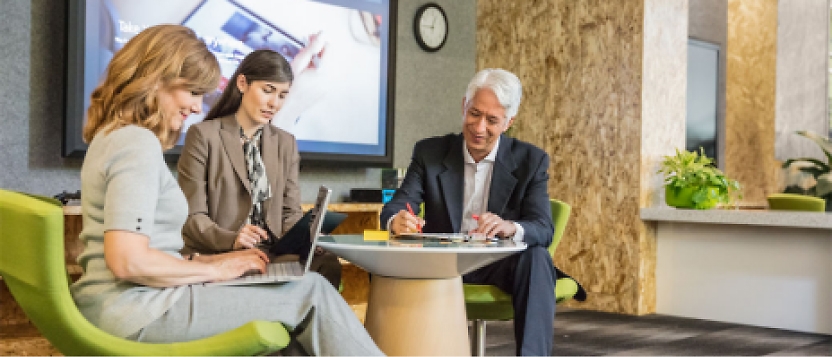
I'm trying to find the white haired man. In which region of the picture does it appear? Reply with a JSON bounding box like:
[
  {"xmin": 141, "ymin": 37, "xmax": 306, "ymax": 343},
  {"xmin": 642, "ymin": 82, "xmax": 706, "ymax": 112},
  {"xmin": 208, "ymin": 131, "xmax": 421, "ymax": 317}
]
[{"xmin": 381, "ymin": 68, "xmax": 586, "ymax": 356}]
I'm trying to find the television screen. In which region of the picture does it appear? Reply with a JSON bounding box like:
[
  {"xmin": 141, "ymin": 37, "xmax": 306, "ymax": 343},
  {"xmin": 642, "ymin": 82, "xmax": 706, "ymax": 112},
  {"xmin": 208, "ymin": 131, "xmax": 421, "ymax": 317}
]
[{"xmin": 65, "ymin": 0, "xmax": 395, "ymax": 165}]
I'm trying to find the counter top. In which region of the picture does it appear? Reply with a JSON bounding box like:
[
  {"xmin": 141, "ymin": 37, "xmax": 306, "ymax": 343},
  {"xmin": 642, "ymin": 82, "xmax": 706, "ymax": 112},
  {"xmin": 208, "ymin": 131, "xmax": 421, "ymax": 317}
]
[{"xmin": 640, "ymin": 207, "xmax": 832, "ymax": 230}]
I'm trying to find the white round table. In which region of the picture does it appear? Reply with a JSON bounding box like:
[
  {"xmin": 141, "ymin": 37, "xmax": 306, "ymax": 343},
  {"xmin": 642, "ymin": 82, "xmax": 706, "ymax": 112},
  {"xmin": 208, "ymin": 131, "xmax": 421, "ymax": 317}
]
[{"xmin": 317, "ymin": 235, "xmax": 526, "ymax": 356}]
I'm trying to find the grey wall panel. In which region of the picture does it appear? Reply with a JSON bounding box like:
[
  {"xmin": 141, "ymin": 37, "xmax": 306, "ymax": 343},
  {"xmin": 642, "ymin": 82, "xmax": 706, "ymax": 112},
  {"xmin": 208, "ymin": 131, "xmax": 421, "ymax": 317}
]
[
  {"xmin": 1, "ymin": 0, "xmax": 83, "ymax": 195},
  {"xmin": 393, "ymin": 0, "xmax": 476, "ymax": 169},
  {"xmin": 775, "ymin": 0, "xmax": 829, "ymax": 162}
]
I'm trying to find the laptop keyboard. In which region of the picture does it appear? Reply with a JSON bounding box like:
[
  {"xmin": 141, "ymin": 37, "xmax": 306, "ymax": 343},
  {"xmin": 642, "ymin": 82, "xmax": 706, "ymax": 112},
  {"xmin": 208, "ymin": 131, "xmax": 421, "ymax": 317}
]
[{"xmin": 240, "ymin": 261, "xmax": 304, "ymax": 282}]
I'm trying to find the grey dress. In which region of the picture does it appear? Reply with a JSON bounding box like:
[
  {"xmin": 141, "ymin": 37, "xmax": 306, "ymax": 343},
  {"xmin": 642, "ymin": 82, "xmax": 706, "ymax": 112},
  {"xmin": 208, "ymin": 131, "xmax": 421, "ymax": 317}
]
[{"xmin": 71, "ymin": 125, "xmax": 382, "ymax": 356}]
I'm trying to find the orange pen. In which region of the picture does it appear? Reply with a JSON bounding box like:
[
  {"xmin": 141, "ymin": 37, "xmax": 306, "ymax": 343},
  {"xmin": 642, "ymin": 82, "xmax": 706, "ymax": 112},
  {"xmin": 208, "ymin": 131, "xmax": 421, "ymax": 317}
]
[{"xmin": 406, "ymin": 203, "xmax": 422, "ymax": 233}]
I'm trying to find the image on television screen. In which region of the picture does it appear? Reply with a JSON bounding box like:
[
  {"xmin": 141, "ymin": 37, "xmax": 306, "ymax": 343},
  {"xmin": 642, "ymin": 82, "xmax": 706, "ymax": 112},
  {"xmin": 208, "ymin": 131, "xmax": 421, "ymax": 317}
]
[{"xmin": 66, "ymin": 0, "xmax": 394, "ymax": 164}]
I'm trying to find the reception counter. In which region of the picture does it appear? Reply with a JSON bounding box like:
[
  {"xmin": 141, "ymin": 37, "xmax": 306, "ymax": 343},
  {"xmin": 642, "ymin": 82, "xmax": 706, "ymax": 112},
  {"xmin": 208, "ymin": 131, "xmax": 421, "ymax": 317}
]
[
  {"xmin": 642, "ymin": 207, "xmax": 832, "ymax": 334},
  {"xmin": 641, "ymin": 207, "xmax": 832, "ymax": 229}
]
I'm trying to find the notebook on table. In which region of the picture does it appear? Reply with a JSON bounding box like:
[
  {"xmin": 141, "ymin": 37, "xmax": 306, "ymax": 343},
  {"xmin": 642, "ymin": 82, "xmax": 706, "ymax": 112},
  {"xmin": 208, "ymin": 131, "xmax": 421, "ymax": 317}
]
[
  {"xmin": 395, "ymin": 232, "xmax": 500, "ymax": 243},
  {"xmin": 206, "ymin": 185, "xmax": 332, "ymax": 286}
]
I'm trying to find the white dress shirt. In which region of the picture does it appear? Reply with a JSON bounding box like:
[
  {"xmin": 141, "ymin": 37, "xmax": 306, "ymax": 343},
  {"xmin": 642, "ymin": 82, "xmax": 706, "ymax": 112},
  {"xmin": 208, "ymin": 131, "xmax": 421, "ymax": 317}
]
[{"xmin": 460, "ymin": 138, "xmax": 525, "ymax": 242}]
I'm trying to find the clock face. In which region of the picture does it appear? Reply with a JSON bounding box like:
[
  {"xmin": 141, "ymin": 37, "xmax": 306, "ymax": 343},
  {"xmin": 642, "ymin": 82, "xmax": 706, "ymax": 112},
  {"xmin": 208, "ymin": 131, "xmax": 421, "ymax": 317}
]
[{"xmin": 416, "ymin": 5, "xmax": 447, "ymax": 51}]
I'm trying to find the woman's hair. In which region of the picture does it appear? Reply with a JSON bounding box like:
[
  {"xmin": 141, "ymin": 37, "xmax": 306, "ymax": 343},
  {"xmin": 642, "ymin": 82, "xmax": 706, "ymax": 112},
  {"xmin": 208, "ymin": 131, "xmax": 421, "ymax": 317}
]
[
  {"xmin": 82, "ymin": 25, "xmax": 220, "ymax": 149},
  {"xmin": 463, "ymin": 68, "xmax": 523, "ymax": 121},
  {"xmin": 204, "ymin": 50, "xmax": 294, "ymax": 121}
]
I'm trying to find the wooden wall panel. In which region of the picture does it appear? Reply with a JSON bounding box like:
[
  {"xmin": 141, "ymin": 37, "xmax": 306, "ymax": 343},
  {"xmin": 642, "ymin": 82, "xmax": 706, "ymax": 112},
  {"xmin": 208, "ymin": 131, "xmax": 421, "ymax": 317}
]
[
  {"xmin": 477, "ymin": 0, "xmax": 657, "ymax": 315},
  {"xmin": 726, "ymin": 0, "xmax": 779, "ymax": 206}
]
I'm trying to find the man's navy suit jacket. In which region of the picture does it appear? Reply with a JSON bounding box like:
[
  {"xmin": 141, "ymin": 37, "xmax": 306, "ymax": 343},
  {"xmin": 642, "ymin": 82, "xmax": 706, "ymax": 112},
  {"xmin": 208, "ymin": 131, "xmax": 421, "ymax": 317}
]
[{"xmin": 381, "ymin": 133, "xmax": 554, "ymax": 248}]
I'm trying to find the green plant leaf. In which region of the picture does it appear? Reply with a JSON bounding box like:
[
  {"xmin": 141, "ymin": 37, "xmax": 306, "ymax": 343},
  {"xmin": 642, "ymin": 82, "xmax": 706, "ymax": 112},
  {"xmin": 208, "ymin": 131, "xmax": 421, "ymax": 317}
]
[
  {"xmin": 780, "ymin": 131, "xmax": 831, "ymax": 201},
  {"xmin": 658, "ymin": 147, "xmax": 742, "ymax": 208},
  {"xmin": 782, "ymin": 158, "xmax": 830, "ymax": 172},
  {"xmin": 691, "ymin": 188, "xmax": 707, "ymax": 204},
  {"xmin": 816, "ymin": 172, "xmax": 832, "ymax": 197},
  {"xmin": 796, "ymin": 166, "xmax": 828, "ymax": 178},
  {"xmin": 796, "ymin": 131, "xmax": 832, "ymax": 165}
]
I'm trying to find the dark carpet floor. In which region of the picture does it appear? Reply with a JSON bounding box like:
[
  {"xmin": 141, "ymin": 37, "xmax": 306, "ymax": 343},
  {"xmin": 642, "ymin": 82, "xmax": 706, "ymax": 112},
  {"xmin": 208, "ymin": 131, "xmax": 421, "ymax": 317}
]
[{"xmin": 479, "ymin": 309, "xmax": 832, "ymax": 356}]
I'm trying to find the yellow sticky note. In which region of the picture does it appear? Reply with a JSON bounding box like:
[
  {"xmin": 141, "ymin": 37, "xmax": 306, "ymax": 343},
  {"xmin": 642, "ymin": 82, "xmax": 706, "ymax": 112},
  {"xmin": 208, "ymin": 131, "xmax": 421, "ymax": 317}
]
[{"xmin": 363, "ymin": 230, "xmax": 389, "ymax": 241}]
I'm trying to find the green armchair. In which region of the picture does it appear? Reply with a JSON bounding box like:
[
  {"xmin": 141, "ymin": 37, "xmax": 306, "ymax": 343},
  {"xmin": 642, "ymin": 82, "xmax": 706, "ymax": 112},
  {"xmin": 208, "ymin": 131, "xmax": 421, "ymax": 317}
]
[
  {"xmin": 463, "ymin": 198, "xmax": 581, "ymax": 356},
  {"xmin": 0, "ymin": 189, "xmax": 290, "ymax": 356}
]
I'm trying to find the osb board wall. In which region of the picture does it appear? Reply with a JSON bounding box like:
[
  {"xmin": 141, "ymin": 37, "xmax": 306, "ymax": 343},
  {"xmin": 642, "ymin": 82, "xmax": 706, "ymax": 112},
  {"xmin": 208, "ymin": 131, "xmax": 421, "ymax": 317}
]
[
  {"xmin": 726, "ymin": 0, "xmax": 780, "ymax": 206},
  {"xmin": 477, "ymin": 0, "xmax": 657, "ymax": 315}
]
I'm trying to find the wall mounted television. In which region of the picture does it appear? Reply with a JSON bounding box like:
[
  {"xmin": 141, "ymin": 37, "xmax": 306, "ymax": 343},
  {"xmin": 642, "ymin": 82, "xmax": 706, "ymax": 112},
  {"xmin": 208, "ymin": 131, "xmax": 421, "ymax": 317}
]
[{"xmin": 65, "ymin": 0, "xmax": 396, "ymax": 166}]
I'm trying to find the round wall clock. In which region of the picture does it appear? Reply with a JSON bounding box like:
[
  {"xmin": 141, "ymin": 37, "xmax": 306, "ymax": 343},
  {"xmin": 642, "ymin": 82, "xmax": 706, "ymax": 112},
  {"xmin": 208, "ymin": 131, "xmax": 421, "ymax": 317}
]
[{"xmin": 413, "ymin": 3, "xmax": 448, "ymax": 52}]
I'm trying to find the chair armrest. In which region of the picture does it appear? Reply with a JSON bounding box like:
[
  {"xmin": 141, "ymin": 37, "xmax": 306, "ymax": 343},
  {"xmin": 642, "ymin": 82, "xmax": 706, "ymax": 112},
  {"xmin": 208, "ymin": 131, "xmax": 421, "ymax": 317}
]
[
  {"xmin": 161, "ymin": 320, "xmax": 290, "ymax": 356},
  {"xmin": 555, "ymin": 277, "xmax": 579, "ymax": 304}
]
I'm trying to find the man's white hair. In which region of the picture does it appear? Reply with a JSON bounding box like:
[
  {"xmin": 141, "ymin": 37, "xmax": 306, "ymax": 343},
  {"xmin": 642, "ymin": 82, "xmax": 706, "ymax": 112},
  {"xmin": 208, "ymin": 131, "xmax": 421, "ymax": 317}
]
[{"xmin": 463, "ymin": 68, "xmax": 523, "ymax": 120}]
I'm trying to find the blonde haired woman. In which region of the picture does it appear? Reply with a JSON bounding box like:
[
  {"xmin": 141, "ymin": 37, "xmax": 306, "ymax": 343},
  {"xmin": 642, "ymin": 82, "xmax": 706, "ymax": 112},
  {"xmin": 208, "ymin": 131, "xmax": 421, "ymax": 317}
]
[{"xmin": 71, "ymin": 24, "xmax": 382, "ymax": 356}]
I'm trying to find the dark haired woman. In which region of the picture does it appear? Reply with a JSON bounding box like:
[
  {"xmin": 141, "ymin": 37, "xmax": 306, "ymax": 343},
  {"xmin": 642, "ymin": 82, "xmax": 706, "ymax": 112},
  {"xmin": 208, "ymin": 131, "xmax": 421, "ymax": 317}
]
[{"xmin": 177, "ymin": 49, "xmax": 341, "ymax": 288}]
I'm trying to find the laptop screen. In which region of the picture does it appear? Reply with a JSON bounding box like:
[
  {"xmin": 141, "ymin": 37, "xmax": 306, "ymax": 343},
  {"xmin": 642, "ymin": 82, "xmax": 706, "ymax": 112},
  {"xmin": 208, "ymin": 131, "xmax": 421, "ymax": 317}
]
[{"xmin": 303, "ymin": 186, "xmax": 332, "ymax": 273}]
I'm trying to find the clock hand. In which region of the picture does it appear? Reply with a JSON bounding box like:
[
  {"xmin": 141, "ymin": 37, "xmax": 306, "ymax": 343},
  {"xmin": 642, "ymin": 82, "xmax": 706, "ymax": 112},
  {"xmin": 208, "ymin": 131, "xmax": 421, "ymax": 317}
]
[{"xmin": 422, "ymin": 20, "xmax": 436, "ymax": 30}]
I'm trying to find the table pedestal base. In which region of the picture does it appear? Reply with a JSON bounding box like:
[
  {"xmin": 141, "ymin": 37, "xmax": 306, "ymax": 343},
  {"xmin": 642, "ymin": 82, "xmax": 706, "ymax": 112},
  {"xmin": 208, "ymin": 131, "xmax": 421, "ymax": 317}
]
[{"xmin": 365, "ymin": 275, "xmax": 470, "ymax": 356}]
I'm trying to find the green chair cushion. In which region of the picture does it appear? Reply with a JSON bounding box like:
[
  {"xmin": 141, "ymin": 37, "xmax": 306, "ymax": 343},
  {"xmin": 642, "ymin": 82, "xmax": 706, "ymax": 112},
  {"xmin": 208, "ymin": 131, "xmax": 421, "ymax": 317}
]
[
  {"xmin": 767, "ymin": 193, "xmax": 826, "ymax": 212},
  {"xmin": 464, "ymin": 284, "xmax": 514, "ymax": 320},
  {"xmin": 464, "ymin": 277, "xmax": 581, "ymax": 320},
  {"xmin": 464, "ymin": 284, "xmax": 512, "ymax": 304},
  {"xmin": 0, "ymin": 189, "xmax": 290, "ymax": 355},
  {"xmin": 555, "ymin": 278, "xmax": 579, "ymax": 304}
]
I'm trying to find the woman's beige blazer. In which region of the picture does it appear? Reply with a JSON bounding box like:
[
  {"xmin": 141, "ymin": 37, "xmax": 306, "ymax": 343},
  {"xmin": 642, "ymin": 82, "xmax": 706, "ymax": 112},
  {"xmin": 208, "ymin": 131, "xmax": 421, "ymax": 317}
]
[{"xmin": 177, "ymin": 115, "xmax": 303, "ymax": 255}]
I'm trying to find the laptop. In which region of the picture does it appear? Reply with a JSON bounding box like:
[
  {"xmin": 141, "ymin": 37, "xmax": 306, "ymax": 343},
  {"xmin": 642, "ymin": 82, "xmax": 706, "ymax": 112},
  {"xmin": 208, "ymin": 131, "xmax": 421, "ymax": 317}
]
[
  {"xmin": 206, "ymin": 185, "xmax": 332, "ymax": 286},
  {"xmin": 266, "ymin": 210, "xmax": 346, "ymax": 258}
]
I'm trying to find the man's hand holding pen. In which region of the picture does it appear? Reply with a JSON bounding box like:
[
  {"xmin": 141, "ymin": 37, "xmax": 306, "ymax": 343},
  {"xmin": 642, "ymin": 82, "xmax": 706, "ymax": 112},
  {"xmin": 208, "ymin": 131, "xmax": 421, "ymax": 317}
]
[
  {"xmin": 391, "ymin": 204, "xmax": 426, "ymax": 235},
  {"xmin": 471, "ymin": 212, "xmax": 516, "ymax": 239}
]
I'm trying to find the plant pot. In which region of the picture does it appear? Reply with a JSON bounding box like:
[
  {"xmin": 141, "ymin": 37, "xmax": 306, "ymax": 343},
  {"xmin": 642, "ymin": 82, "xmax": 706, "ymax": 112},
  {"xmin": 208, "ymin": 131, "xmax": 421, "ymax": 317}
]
[{"xmin": 665, "ymin": 185, "xmax": 719, "ymax": 209}]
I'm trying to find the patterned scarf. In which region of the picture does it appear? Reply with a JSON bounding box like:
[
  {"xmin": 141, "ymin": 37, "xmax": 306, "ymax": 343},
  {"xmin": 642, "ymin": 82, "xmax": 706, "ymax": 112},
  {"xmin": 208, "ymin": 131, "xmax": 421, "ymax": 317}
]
[{"xmin": 241, "ymin": 126, "xmax": 272, "ymax": 227}]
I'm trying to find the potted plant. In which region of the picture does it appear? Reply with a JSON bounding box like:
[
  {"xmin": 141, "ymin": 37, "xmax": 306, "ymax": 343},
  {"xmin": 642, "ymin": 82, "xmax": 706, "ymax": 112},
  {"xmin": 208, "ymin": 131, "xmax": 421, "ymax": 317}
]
[
  {"xmin": 781, "ymin": 131, "xmax": 832, "ymax": 211},
  {"xmin": 658, "ymin": 148, "xmax": 742, "ymax": 209}
]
